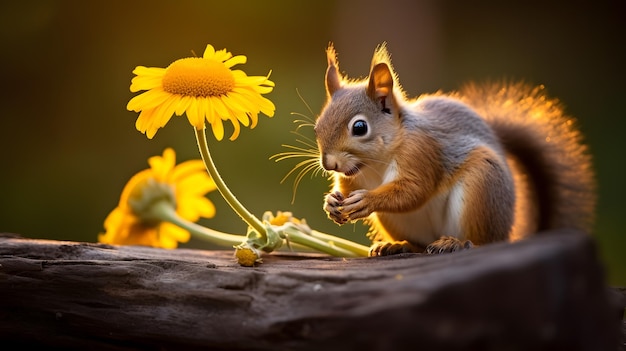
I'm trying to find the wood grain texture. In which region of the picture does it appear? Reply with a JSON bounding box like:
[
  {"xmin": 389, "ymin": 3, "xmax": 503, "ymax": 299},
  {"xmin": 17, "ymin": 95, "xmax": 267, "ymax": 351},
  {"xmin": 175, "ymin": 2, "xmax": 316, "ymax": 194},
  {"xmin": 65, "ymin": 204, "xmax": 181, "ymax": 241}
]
[{"xmin": 0, "ymin": 230, "xmax": 620, "ymax": 350}]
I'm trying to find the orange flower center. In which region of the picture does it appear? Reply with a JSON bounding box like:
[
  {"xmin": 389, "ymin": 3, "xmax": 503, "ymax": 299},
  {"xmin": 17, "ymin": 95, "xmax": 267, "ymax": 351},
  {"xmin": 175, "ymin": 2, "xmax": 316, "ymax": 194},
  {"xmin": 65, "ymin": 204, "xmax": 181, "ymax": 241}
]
[{"xmin": 162, "ymin": 57, "xmax": 235, "ymax": 97}]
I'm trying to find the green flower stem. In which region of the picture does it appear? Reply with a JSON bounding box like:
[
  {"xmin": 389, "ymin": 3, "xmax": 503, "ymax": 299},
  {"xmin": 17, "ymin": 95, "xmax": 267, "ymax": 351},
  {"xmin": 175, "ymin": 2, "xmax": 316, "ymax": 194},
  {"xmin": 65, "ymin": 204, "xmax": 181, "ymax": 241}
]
[
  {"xmin": 195, "ymin": 127, "xmax": 266, "ymax": 236},
  {"xmin": 153, "ymin": 199, "xmax": 366, "ymax": 257},
  {"xmin": 280, "ymin": 225, "xmax": 367, "ymax": 257},
  {"xmin": 192, "ymin": 127, "xmax": 369, "ymax": 258},
  {"xmin": 152, "ymin": 200, "xmax": 246, "ymax": 247},
  {"xmin": 310, "ymin": 230, "xmax": 370, "ymax": 257}
]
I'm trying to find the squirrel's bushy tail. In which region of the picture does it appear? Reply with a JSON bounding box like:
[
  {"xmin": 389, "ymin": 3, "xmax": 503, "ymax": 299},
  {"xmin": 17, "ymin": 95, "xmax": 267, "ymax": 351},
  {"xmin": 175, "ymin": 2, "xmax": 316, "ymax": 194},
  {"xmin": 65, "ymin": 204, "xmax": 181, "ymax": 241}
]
[{"xmin": 459, "ymin": 82, "xmax": 596, "ymax": 234}]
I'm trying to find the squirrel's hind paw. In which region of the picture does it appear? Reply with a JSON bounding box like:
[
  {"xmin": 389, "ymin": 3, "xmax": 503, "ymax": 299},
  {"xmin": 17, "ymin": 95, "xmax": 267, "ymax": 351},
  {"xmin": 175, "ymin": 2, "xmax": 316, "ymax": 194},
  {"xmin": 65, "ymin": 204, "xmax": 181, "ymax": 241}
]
[
  {"xmin": 425, "ymin": 236, "xmax": 473, "ymax": 255},
  {"xmin": 369, "ymin": 240, "xmax": 424, "ymax": 257}
]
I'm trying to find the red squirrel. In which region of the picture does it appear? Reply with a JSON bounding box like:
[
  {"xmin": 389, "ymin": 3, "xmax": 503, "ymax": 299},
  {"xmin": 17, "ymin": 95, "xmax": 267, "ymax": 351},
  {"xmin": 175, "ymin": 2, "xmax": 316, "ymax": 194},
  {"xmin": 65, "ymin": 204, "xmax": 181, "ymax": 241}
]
[{"xmin": 315, "ymin": 44, "xmax": 596, "ymax": 256}]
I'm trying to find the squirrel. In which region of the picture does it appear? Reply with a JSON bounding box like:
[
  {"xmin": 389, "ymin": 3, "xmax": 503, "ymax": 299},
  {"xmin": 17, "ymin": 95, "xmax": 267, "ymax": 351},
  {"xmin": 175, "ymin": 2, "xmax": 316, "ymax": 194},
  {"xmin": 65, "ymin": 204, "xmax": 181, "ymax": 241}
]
[{"xmin": 314, "ymin": 44, "xmax": 596, "ymax": 256}]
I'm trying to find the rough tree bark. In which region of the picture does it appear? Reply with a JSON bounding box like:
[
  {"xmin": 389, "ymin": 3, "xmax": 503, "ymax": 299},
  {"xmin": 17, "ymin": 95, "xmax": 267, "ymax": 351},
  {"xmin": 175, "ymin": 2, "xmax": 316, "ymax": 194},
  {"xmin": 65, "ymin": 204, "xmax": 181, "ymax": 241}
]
[{"xmin": 0, "ymin": 230, "xmax": 621, "ymax": 350}]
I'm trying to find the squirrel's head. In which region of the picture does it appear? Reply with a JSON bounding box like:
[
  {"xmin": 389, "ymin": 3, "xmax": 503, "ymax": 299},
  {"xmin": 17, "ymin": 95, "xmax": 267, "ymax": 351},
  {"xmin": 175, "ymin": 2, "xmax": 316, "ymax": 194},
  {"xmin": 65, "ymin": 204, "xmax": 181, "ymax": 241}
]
[{"xmin": 314, "ymin": 43, "xmax": 404, "ymax": 179}]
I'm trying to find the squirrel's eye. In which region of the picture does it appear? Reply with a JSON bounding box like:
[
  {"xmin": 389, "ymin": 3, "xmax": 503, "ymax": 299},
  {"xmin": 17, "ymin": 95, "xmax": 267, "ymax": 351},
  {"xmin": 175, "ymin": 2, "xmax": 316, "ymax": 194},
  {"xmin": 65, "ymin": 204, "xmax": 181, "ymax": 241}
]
[{"xmin": 351, "ymin": 120, "xmax": 368, "ymax": 136}]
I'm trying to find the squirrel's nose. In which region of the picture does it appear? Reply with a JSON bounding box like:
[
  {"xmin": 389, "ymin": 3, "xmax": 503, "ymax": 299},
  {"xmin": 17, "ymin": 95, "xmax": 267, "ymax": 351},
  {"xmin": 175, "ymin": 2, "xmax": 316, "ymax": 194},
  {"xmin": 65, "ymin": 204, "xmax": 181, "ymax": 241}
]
[{"xmin": 321, "ymin": 154, "xmax": 337, "ymax": 171}]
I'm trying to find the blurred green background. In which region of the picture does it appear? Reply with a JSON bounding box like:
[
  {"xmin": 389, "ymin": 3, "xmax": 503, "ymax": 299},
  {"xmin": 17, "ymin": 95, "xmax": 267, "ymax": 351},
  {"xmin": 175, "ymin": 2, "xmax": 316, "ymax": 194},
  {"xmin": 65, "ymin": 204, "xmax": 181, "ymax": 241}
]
[{"xmin": 0, "ymin": 1, "xmax": 624, "ymax": 285}]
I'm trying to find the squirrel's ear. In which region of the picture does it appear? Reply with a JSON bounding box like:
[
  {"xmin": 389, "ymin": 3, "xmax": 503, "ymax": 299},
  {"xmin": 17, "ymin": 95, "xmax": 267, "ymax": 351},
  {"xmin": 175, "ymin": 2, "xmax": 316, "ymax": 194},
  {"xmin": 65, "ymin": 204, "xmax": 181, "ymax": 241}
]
[
  {"xmin": 367, "ymin": 63, "xmax": 395, "ymax": 114},
  {"xmin": 325, "ymin": 44, "xmax": 341, "ymax": 97}
]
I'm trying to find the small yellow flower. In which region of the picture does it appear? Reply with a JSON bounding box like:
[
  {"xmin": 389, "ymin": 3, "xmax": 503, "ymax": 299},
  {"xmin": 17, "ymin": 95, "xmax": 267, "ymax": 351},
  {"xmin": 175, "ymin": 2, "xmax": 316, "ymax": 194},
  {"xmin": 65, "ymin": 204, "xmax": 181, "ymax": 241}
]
[
  {"xmin": 234, "ymin": 244, "xmax": 263, "ymax": 267},
  {"xmin": 98, "ymin": 148, "xmax": 217, "ymax": 248},
  {"xmin": 127, "ymin": 44, "xmax": 275, "ymax": 141},
  {"xmin": 267, "ymin": 211, "xmax": 303, "ymax": 226}
]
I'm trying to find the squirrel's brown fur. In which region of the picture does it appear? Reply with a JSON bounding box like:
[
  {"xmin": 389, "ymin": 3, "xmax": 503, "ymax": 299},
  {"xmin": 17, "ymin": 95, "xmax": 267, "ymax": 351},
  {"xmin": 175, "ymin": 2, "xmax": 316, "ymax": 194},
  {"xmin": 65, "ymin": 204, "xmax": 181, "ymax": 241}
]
[{"xmin": 315, "ymin": 44, "xmax": 595, "ymax": 256}]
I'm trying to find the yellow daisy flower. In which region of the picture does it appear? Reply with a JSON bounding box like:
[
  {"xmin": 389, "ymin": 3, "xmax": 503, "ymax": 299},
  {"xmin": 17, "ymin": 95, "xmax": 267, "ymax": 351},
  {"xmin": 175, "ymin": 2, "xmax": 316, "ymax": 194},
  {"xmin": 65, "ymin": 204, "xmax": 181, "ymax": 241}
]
[
  {"xmin": 98, "ymin": 148, "xmax": 217, "ymax": 248},
  {"xmin": 127, "ymin": 44, "xmax": 275, "ymax": 141}
]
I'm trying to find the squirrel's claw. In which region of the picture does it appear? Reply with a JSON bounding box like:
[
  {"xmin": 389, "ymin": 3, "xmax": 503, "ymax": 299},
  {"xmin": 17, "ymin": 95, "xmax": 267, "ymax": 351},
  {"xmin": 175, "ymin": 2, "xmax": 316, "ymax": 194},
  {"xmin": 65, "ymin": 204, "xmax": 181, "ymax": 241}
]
[
  {"xmin": 324, "ymin": 191, "xmax": 347, "ymax": 224},
  {"xmin": 425, "ymin": 236, "xmax": 474, "ymax": 254},
  {"xmin": 369, "ymin": 240, "xmax": 424, "ymax": 257}
]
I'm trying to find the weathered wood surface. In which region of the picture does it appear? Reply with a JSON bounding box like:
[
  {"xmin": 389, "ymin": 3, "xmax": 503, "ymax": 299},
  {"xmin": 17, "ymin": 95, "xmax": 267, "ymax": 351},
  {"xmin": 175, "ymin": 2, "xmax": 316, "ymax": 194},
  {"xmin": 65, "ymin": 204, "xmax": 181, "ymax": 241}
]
[{"xmin": 0, "ymin": 230, "xmax": 621, "ymax": 350}]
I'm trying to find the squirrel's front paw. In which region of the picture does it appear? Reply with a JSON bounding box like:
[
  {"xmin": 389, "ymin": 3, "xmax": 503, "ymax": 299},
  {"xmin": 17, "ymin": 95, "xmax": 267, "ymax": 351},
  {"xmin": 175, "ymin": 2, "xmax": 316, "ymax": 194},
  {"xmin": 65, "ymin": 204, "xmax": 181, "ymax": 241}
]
[
  {"xmin": 425, "ymin": 236, "xmax": 473, "ymax": 254},
  {"xmin": 342, "ymin": 189, "xmax": 371, "ymax": 221},
  {"xmin": 324, "ymin": 191, "xmax": 347, "ymax": 224}
]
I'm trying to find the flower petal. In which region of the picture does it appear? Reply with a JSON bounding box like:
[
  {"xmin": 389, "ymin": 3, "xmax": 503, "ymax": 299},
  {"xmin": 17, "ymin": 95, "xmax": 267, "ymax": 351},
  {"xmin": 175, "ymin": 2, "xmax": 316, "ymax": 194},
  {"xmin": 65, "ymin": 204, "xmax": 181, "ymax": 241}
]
[
  {"xmin": 228, "ymin": 117, "xmax": 241, "ymax": 141},
  {"xmin": 248, "ymin": 112, "xmax": 259, "ymax": 129},
  {"xmin": 199, "ymin": 97, "xmax": 215, "ymax": 125},
  {"xmin": 177, "ymin": 176, "xmax": 216, "ymax": 197},
  {"xmin": 210, "ymin": 118, "xmax": 225, "ymax": 141},
  {"xmin": 212, "ymin": 48, "xmax": 233, "ymax": 63},
  {"xmin": 127, "ymin": 89, "xmax": 170, "ymax": 112},
  {"xmin": 148, "ymin": 148, "xmax": 175, "ymax": 181},
  {"xmin": 130, "ymin": 67, "xmax": 166, "ymax": 92},
  {"xmin": 170, "ymin": 160, "xmax": 203, "ymax": 182},
  {"xmin": 135, "ymin": 109, "xmax": 159, "ymax": 138},
  {"xmin": 174, "ymin": 95, "xmax": 193, "ymax": 116},
  {"xmin": 203, "ymin": 44, "xmax": 215, "ymax": 58},
  {"xmin": 185, "ymin": 98, "xmax": 203, "ymax": 129},
  {"xmin": 132, "ymin": 66, "xmax": 166, "ymax": 77},
  {"xmin": 177, "ymin": 196, "xmax": 216, "ymax": 220},
  {"xmin": 158, "ymin": 223, "xmax": 189, "ymax": 248},
  {"xmin": 99, "ymin": 207, "xmax": 131, "ymax": 244},
  {"xmin": 258, "ymin": 96, "xmax": 276, "ymax": 117},
  {"xmin": 210, "ymin": 96, "xmax": 230, "ymax": 119},
  {"xmin": 226, "ymin": 90, "xmax": 258, "ymax": 114},
  {"xmin": 232, "ymin": 110, "xmax": 251, "ymax": 127},
  {"xmin": 223, "ymin": 55, "xmax": 247, "ymax": 68}
]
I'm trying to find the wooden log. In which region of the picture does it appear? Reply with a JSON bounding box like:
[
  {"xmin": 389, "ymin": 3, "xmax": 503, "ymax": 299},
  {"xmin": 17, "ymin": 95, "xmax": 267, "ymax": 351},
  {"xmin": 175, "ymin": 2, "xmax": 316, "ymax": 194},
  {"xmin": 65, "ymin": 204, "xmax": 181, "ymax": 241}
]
[{"xmin": 0, "ymin": 230, "xmax": 620, "ymax": 350}]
